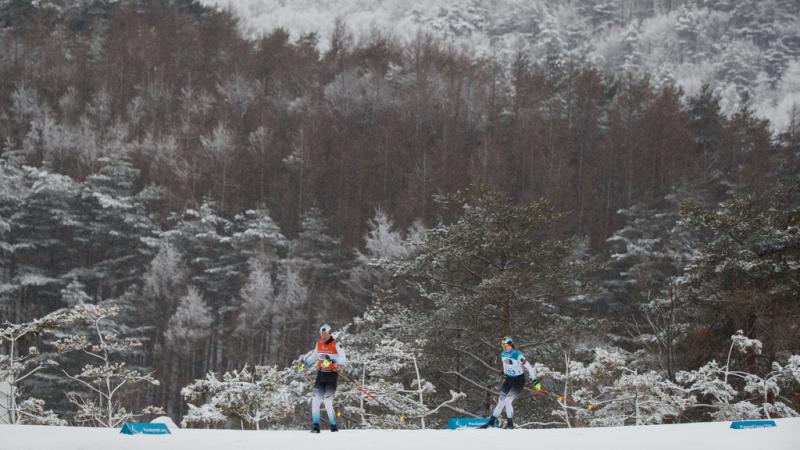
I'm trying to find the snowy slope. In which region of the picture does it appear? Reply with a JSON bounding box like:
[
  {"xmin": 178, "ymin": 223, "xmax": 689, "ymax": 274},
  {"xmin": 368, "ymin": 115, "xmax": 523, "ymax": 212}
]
[
  {"xmin": 2, "ymin": 419, "xmax": 799, "ymax": 450},
  {"xmin": 200, "ymin": 0, "xmax": 800, "ymax": 130}
]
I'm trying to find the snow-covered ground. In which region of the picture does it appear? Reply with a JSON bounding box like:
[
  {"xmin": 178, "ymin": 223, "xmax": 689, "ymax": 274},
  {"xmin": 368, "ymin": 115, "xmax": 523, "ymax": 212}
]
[{"xmin": 2, "ymin": 419, "xmax": 799, "ymax": 450}]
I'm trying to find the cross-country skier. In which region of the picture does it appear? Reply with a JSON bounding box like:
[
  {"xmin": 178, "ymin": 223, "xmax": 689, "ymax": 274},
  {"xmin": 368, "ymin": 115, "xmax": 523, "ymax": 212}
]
[
  {"xmin": 299, "ymin": 323, "xmax": 347, "ymax": 433},
  {"xmin": 480, "ymin": 336, "xmax": 541, "ymax": 429}
]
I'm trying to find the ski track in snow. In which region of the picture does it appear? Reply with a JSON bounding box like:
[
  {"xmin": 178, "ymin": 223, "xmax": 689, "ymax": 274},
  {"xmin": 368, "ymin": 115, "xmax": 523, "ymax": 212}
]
[{"xmin": 2, "ymin": 418, "xmax": 800, "ymax": 450}]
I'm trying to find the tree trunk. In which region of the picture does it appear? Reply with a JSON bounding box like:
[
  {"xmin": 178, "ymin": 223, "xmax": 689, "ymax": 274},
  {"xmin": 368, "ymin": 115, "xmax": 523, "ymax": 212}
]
[
  {"xmin": 503, "ymin": 297, "xmax": 510, "ymax": 336},
  {"xmin": 413, "ymin": 354, "xmax": 426, "ymax": 429}
]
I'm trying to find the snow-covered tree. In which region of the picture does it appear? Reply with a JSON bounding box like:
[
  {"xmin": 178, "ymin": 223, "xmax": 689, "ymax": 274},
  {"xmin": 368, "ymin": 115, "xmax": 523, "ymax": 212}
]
[
  {"xmin": 217, "ymin": 75, "xmax": 262, "ymax": 121},
  {"xmin": 333, "ymin": 302, "xmax": 464, "ymax": 429},
  {"xmin": 680, "ymin": 177, "xmax": 800, "ymax": 359},
  {"xmin": 75, "ymin": 155, "xmax": 161, "ymax": 299},
  {"xmin": 246, "ymin": 127, "xmax": 273, "ymax": 205},
  {"xmin": 600, "ymin": 190, "xmax": 702, "ymax": 378},
  {"xmin": 181, "ymin": 365, "xmax": 299, "ymax": 430},
  {"xmin": 0, "ymin": 311, "xmax": 66, "ymax": 424},
  {"xmin": 676, "ymin": 331, "xmax": 800, "ymax": 420},
  {"xmin": 235, "ymin": 258, "xmax": 283, "ymax": 364},
  {"xmin": 164, "ymin": 287, "xmax": 213, "ymax": 354},
  {"xmin": 403, "ymin": 185, "xmax": 583, "ymax": 419},
  {"xmin": 14, "ymin": 398, "xmax": 66, "ymax": 426},
  {"xmin": 201, "ymin": 124, "xmax": 235, "ymax": 210},
  {"xmin": 347, "ymin": 210, "xmax": 424, "ymax": 300},
  {"xmin": 142, "ymin": 241, "xmax": 188, "ymax": 314},
  {"xmin": 231, "ymin": 208, "xmax": 287, "ymax": 261},
  {"xmin": 56, "ymin": 304, "xmax": 163, "ymax": 427},
  {"xmin": 592, "ymin": 369, "xmax": 694, "ymax": 426},
  {"xmin": 537, "ymin": 347, "xmax": 693, "ymax": 428}
]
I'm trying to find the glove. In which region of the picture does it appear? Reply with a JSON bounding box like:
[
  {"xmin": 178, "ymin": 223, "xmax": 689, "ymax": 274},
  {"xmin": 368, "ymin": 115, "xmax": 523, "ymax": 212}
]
[
  {"xmin": 501, "ymin": 373, "xmax": 508, "ymax": 380},
  {"xmin": 531, "ymin": 378, "xmax": 542, "ymax": 392},
  {"xmin": 321, "ymin": 359, "xmax": 333, "ymax": 369},
  {"xmin": 297, "ymin": 362, "xmax": 307, "ymax": 373}
]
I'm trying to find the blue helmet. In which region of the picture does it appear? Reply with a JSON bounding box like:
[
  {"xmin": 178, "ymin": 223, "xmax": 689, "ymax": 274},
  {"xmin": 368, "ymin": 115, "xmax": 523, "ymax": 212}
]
[{"xmin": 501, "ymin": 336, "xmax": 513, "ymax": 345}]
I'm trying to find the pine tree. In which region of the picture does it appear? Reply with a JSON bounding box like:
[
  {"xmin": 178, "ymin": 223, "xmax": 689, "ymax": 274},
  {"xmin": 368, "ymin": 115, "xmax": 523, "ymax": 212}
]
[
  {"xmin": 687, "ymin": 85, "xmax": 726, "ymax": 183},
  {"xmin": 75, "ymin": 155, "xmax": 160, "ymax": 300},
  {"xmin": 680, "ymin": 177, "xmax": 800, "ymax": 362},
  {"xmin": 403, "ymin": 184, "xmax": 583, "ymax": 417}
]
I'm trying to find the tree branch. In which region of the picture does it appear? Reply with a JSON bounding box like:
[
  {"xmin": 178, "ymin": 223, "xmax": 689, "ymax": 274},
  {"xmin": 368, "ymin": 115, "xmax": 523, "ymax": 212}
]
[{"xmin": 440, "ymin": 370, "xmax": 499, "ymax": 395}]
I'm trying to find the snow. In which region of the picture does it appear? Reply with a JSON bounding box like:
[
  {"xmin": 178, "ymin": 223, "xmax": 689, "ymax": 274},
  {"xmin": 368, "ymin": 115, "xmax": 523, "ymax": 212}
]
[
  {"xmin": 149, "ymin": 416, "xmax": 178, "ymax": 432},
  {"xmin": 202, "ymin": 0, "xmax": 800, "ymax": 130},
  {"xmin": 2, "ymin": 418, "xmax": 799, "ymax": 450}
]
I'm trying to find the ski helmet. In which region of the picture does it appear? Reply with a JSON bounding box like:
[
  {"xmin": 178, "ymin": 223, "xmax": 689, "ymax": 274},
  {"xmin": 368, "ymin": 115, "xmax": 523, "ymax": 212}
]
[
  {"xmin": 320, "ymin": 323, "xmax": 332, "ymax": 333},
  {"xmin": 501, "ymin": 336, "xmax": 513, "ymax": 345}
]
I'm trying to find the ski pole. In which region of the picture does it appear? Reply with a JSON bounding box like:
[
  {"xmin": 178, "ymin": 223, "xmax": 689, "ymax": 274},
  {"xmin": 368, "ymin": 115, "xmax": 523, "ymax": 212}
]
[
  {"xmin": 524, "ymin": 386, "xmax": 592, "ymax": 410},
  {"xmin": 336, "ymin": 370, "xmax": 378, "ymax": 401}
]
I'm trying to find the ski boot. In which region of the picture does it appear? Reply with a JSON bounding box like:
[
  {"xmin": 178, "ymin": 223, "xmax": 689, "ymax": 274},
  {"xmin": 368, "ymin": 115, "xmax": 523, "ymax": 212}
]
[
  {"xmin": 479, "ymin": 416, "xmax": 497, "ymax": 429},
  {"xmin": 504, "ymin": 418, "xmax": 514, "ymax": 429},
  {"xmin": 330, "ymin": 424, "xmax": 339, "ymax": 432},
  {"xmin": 311, "ymin": 423, "xmax": 320, "ymax": 433}
]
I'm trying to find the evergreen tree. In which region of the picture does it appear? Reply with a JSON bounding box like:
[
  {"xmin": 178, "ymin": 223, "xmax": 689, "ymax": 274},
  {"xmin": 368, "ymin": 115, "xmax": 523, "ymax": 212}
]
[
  {"xmin": 404, "ymin": 184, "xmax": 583, "ymax": 417},
  {"xmin": 680, "ymin": 177, "xmax": 800, "ymax": 363}
]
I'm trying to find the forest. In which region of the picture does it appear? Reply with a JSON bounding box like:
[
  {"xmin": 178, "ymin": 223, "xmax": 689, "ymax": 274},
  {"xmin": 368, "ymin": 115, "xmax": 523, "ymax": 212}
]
[{"xmin": 0, "ymin": 0, "xmax": 799, "ymax": 429}]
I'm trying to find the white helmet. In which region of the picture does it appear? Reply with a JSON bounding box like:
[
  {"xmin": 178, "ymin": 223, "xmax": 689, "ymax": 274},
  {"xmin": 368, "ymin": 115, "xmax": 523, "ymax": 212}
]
[{"xmin": 320, "ymin": 323, "xmax": 332, "ymax": 333}]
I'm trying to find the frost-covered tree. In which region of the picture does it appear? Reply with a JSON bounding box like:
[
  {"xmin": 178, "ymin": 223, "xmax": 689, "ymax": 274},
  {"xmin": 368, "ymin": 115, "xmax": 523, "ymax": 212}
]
[
  {"xmin": 13, "ymin": 398, "xmax": 67, "ymax": 426},
  {"xmin": 137, "ymin": 134, "xmax": 189, "ymax": 191},
  {"xmin": 0, "ymin": 311, "xmax": 66, "ymax": 424},
  {"xmin": 142, "ymin": 242, "xmax": 188, "ymax": 317},
  {"xmin": 231, "ymin": 208, "xmax": 287, "ymax": 261},
  {"xmin": 217, "ymin": 75, "xmax": 262, "ymax": 123},
  {"xmin": 591, "ymin": 369, "xmax": 693, "ymax": 426},
  {"xmin": 164, "ymin": 287, "xmax": 213, "ymax": 355},
  {"xmin": 285, "ymin": 207, "xmax": 350, "ymax": 329},
  {"xmin": 201, "ymin": 124, "xmax": 235, "ymax": 211},
  {"xmin": 246, "ymin": 127, "xmax": 273, "ymax": 205},
  {"xmin": 680, "ymin": 177, "xmax": 800, "ymax": 359},
  {"xmin": 56, "ymin": 304, "xmax": 163, "ymax": 427},
  {"xmin": 537, "ymin": 347, "xmax": 693, "ymax": 428},
  {"xmin": 620, "ymin": 25, "xmax": 643, "ymax": 76},
  {"xmin": 675, "ymin": 5, "xmax": 704, "ymax": 63},
  {"xmin": 347, "ymin": 209, "xmax": 424, "ymax": 300},
  {"xmin": 676, "ymin": 331, "xmax": 800, "ymax": 420},
  {"xmin": 408, "ymin": 185, "xmax": 577, "ymax": 335},
  {"xmin": 600, "ymin": 190, "xmax": 703, "ymax": 378},
  {"xmin": 403, "ymin": 185, "xmax": 583, "ymax": 418},
  {"xmin": 75, "ymin": 156, "xmax": 161, "ymax": 300},
  {"xmin": 163, "ymin": 202, "xmax": 241, "ymax": 371},
  {"xmin": 181, "ymin": 365, "xmax": 299, "ymax": 430},
  {"xmin": 333, "ymin": 303, "xmax": 464, "ymax": 429},
  {"xmin": 235, "ymin": 258, "xmax": 281, "ymax": 363}
]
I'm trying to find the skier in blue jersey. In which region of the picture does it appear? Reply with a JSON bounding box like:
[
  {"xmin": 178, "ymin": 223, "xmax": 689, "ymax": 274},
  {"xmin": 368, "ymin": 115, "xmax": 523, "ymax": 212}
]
[{"xmin": 480, "ymin": 336, "xmax": 541, "ymax": 429}]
